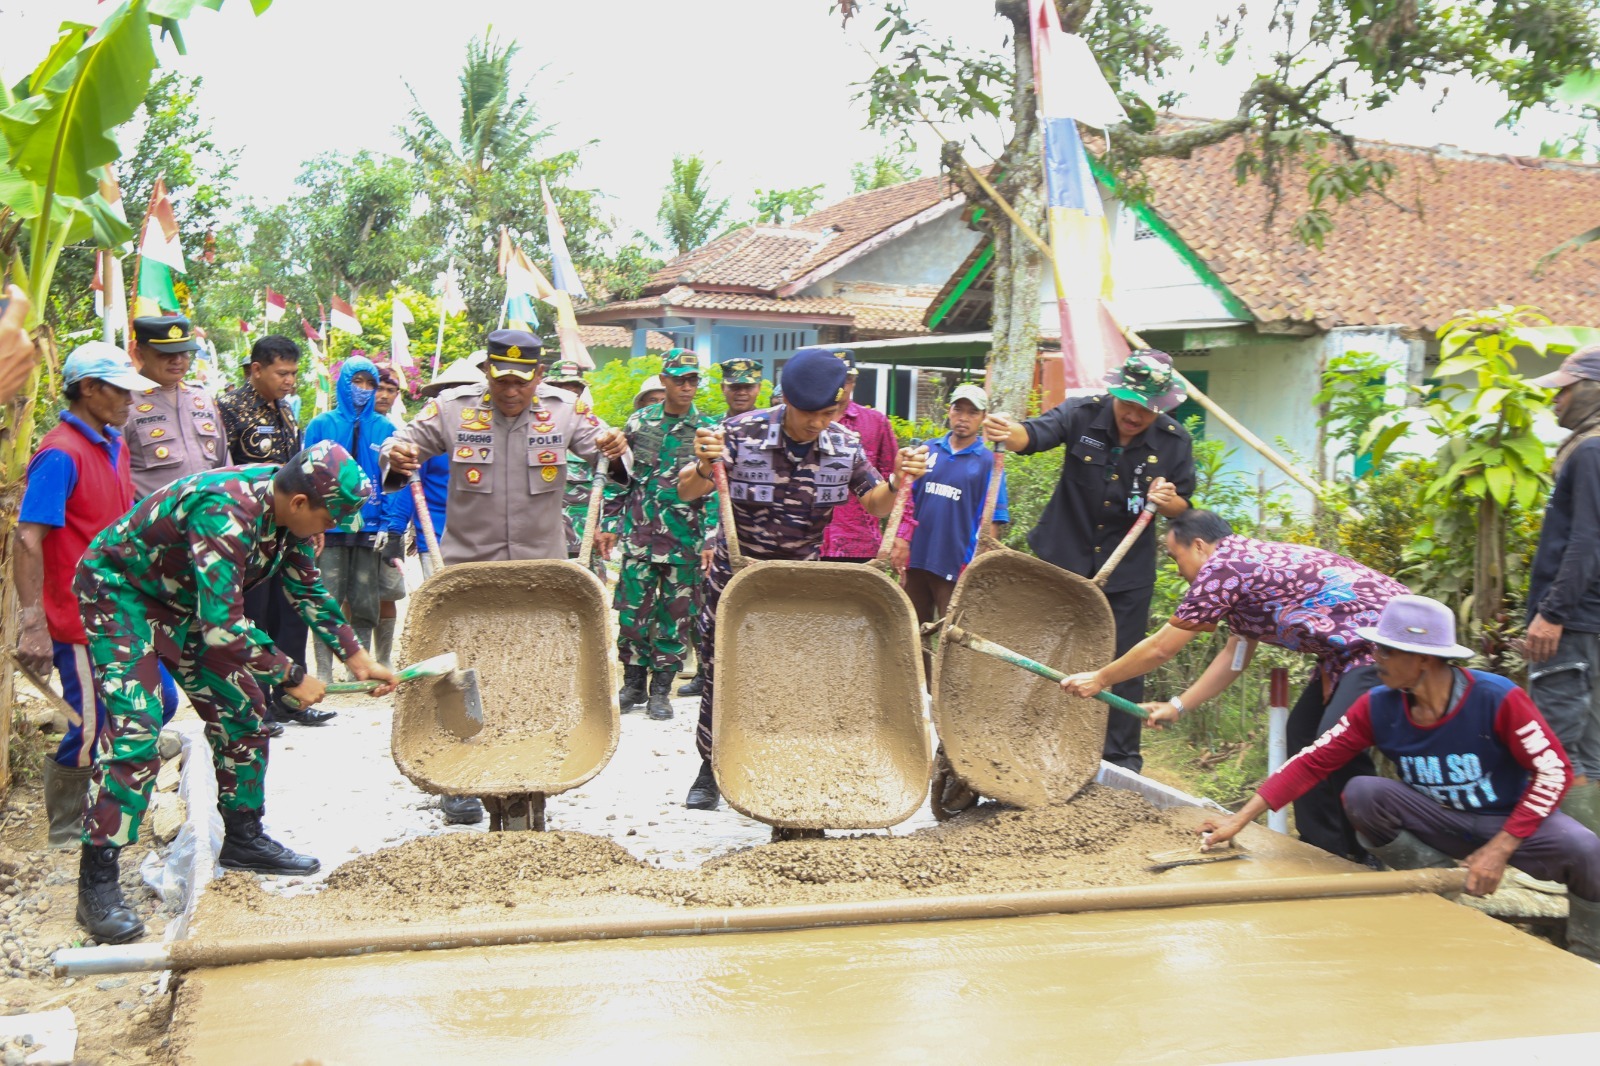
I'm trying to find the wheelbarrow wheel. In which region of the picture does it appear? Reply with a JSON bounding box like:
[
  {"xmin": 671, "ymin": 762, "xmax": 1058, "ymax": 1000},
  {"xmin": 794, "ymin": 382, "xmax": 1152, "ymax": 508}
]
[{"xmin": 930, "ymin": 746, "xmax": 980, "ymax": 822}]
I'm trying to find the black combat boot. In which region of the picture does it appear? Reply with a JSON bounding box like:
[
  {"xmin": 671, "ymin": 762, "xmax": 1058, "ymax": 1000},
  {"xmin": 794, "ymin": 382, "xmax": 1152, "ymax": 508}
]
[
  {"xmin": 217, "ymin": 807, "xmax": 321, "ymax": 875},
  {"xmin": 441, "ymin": 795, "xmax": 485, "ymax": 825},
  {"xmin": 677, "ymin": 666, "xmax": 705, "ymax": 698},
  {"xmin": 685, "ymin": 759, "xmax": 719, "ymax": 810},
  {"xmin": 617, "ymin": 663, "xmax": 648, "ymax": 709},
  {"xmin": 76, "ymin": 844, "xmax": 145, "ymax": 944},
  {"xmin": 647, "ymin": 672, "xmax": 675, "ymax": 721}
]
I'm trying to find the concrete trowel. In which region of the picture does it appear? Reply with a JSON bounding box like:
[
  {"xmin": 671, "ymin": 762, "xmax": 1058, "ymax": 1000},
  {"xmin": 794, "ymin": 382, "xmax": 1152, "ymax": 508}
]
[{"xmin": 284, "ymin": 652, "xmax": 485, "ymax": 738}]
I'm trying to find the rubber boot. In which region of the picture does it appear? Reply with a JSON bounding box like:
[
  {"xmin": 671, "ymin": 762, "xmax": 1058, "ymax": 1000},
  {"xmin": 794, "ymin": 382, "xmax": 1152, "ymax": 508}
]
[
  {"xmin": 1561, "ymin": 780, "xmax": 1600, "ymax": 838},
  {"xmin": 217, "ymin": 806, "xmax": 321, "ymax": 875},
  {"xmin": 677, "ymin": 666, "xmax": 705, "ymax": 698},
  {"xmin": 441, "ymin": 795, "xmax": 484, "ymax": 825},
  {"xmin": 375, "ymin": 617, "xmax": 396, "ymax": 669},
  {"xmin": 647, "ymin": 671, "xmax": 675, "ymax": 721},
  {"xmin": 685, "ymin": 758, "xmax": 719, "ymax": 810},
  {"xmin": 617, "ymin": 663, "xmax": 647, "ymax": 710},
  {"xmin": 43, "ymin": 759, "xmax": 92, "ymax": 850},
  {"xmin": 76, "ymin": 844, "xmax": 144, "ymax": 944},
  {"xmin": 1569, "ymin": 894, "xmax": 1600, "ymax": 964},
  {"xmin": 1356, "ymin": 830, "xmax": 1457, "ymax": 871}
]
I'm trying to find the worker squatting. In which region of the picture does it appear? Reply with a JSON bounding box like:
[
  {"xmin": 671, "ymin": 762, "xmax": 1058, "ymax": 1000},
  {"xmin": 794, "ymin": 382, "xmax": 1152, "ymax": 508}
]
[{"xmin": 17, "ymin": 324, "xmax": 1600, "ymax": 967}]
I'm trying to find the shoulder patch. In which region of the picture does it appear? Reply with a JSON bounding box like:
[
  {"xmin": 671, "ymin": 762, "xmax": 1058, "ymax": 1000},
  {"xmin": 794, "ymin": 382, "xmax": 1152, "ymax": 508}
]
[{"xmin": 418, "ymin": 401, "xmax": 439, "ymax": 422}]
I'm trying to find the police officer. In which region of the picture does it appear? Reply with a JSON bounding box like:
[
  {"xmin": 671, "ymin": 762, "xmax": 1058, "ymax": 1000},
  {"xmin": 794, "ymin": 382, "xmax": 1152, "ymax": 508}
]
[
  {"xmin": 676, "ymin": 346, "xmax": 929, "ymax": 810},
  {"xmin": 380, "ymin": 331, "xmax": 629, "ymax": 826},
  {"xmin": 380, "ymin": 330, "xmax": 630, "ymax": 566},
  {"xmin": 983, "ymin": 349, "xmax": 1196, "ymax": 772},
  {"xmin": 541, "ymin": 359, "xmax": 608, "ymax": 582},
  {"xmin": 125, "ymin": 315, "xmax": 228, "ymax": 499},
  {"xmin": 596, "ymin": 350, "xmax": 718, "ymax": 720}
]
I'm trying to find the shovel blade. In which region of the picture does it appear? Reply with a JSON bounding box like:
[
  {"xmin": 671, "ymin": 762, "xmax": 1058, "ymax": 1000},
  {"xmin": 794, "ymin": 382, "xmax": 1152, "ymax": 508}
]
[{"xmin": 436, "ymin": 668, "xmax": 484, "ymax": 740}]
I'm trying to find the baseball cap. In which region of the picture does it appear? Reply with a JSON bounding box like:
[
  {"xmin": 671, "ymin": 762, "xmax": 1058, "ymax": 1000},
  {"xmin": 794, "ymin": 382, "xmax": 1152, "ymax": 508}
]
[
  {"xmin": 781, "ymin": 347, "xmax": 850, "ymax": 411},
  {"xmin": 949, "ymin": 383, "xmax": 989, "ymax": 411},
  {"xmin": 1532, "ymin": 345, "xmax": 1600, "ymax": 389},
  {"xmin": 62, "ymin": 341, "xmax": 161, "ymax": 392}
]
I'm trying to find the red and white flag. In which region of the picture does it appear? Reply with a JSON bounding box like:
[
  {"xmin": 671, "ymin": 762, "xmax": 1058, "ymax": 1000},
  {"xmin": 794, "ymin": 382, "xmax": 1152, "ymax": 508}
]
[
  {"xmin": 138, "ymin": 179, "xmax": 186, "ymax": 273},
  {"xmin": 264, "ymin": 287, "xmax": 287, "ymax": 323},
  {"xmin": 301, "ymin": 317, "xmax": 323, "ymax": 342},
  {"xmin": 239, "ymin": 319, "xmax": 253, "ymax": 335},
  {"xmin": 329, "ymin": 295, "xmax": 363, "ymax": 335}
]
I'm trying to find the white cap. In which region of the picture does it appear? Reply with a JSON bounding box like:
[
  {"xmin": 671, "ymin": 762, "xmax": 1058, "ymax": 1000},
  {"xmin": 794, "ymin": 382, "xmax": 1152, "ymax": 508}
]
[
  {"xmin": 632, "ymin": 375, "xmax": 665, "ymax": 404},
  {"xmin": 62, "ymin": 341, "xmax": 161, "ymax": 392}
]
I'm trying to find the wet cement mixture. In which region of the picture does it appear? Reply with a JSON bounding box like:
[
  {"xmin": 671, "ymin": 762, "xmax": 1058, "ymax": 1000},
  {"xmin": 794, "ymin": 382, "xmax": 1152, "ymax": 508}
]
[{"xmin": 188, "ymin": 785, "xmax": 1200, "ymax": 936}]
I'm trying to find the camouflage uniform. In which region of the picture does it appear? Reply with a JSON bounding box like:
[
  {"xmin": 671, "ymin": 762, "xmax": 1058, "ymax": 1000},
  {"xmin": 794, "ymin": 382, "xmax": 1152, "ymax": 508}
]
[
  {"xmin": 77, "ymin": 451, "xmax": 366, "ymax": 846},
  {"xmin": 695, "ymin": 406, "xmax": 883, "ymax": 759},
  {"xmin": 606, "ymin": 401, "xmax": 718, "ymax": 673}
]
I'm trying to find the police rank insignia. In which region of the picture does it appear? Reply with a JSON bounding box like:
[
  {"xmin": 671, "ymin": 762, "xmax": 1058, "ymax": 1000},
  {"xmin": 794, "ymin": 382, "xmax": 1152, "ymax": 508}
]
[
  {"xmin": 149, "ymin": 428, "xmax": 165, "ymax": 439},
  {"xmin": 456, "ymin": 446, "xmax": 475, "ymax": 459},
  {"xmin": 136, "ymin": 403, "xmax": 154, "ymax": 413},
  {"xmin": 479, "ymin": 448, "xmax": 490, "ymax": 458},
  {"xmin": 461, "ymin": 410, "xmax": 492, "ymax": 431},
  {"xmin": 541, "ymin": 466, "xmax": 558, "ymax": 482},
  {"xmin": 537, "ymin": 450, "xmax": 558, "ymax": 464},
  {"xmin": 465, "ymin": 468, "xmax": 482, "ymax": 484}
]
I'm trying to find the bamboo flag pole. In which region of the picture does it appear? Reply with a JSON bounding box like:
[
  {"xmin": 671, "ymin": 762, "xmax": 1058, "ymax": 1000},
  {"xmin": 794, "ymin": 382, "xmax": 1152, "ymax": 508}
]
[{"xmin": 126, "ymin": 177, "xmax": 164, "ymax": 363}]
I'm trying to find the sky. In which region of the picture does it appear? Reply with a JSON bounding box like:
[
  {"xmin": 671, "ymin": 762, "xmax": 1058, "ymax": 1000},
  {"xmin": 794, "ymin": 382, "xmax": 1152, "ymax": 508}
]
[{"xmin": 3, "ymin": 0, "xmax": 1593, "ymax": 252}]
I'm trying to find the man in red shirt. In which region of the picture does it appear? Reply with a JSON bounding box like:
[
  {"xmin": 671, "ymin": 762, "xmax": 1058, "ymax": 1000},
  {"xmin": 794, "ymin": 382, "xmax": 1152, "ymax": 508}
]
[
  {"xmin": 1200, "ymin": 595, "xmax": 1600, "ymax": 963},
  {"xmin": 819, "ymin": 351, "xmax": 915, "ymax": 569},
  {"xmin": 15, "ymin": 343, "xmax": 160, "ymax": 847}
]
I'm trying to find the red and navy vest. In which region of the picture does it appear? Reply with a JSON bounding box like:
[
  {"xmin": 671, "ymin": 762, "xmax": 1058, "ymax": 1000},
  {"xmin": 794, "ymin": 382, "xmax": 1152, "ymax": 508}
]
[
  {"xmin": 1368, "ymin": 670, "xmax": 1527, "ymax": 816},
  {"xmin": 37, "ymin": 420, "xmax": 133, "ymax": 644}
]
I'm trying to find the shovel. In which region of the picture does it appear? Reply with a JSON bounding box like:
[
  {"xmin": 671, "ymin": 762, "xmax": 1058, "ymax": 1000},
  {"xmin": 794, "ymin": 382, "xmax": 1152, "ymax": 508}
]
[
  {"xmin": 283, "ymin": 652, "xmax": 484, "ymax": 738},
  {"xmin": 941, "ymin": 621, "xmax": 1148, "ymax": 720}
]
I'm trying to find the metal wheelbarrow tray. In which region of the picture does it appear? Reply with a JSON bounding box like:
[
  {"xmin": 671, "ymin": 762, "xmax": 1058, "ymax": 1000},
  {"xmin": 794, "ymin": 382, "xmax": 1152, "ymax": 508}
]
[{"xmin": 710, "ymin": 465, "xmax": 932, "ymax": 830}]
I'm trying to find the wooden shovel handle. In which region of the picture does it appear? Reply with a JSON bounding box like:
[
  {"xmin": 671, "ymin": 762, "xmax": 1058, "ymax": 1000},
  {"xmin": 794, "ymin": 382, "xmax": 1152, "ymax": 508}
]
[
  {"xmin": 576, "ymin": 454, "xmax": 609, "ymax": 571},
  {"xmin": 872, "ymin": 473, "xmax": 915, "ymax": 567},
  {"xmin": 1094, "ymin": 499, "xmax": 1158, "ymax": 588},
  {"xmin": 410, "ymin": 473, "xmax": 443, "ymax": 564},
  {"xmin": 711, "ymin": 459, "xmax": 745, "ymax": 570}
]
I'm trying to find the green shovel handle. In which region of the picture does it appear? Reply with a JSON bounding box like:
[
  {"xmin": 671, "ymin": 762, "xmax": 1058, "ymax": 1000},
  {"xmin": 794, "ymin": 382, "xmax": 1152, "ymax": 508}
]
[{"xmin": 944, "ymin": 626, "xmax": 1148, "ymax": 720}]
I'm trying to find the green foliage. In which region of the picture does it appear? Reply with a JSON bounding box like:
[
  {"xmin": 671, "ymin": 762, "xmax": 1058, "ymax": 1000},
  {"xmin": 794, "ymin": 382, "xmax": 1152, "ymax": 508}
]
[
  {"xmin": 1313, "ymin": 350, "xmax": 1395, "ymax": 472},
  {"xmin": 583, "ymin": 356, "xmax": 772, "ymax": 431},
  {"xmin": 851, "ymin": 144, "xmax": 922, "ymax": 192},
  {"xmin": 657, "ymin": 154, "xmax": 728, "ymax": 255},
  {"xmin": 750, "ymin": 184, "xmax": 825, "ymax": 225}
]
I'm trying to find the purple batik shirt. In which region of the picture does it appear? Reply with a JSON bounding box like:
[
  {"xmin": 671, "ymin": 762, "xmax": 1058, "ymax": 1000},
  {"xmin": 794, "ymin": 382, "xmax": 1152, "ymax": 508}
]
[
  {"xmin": 820, "ymin": 401, "xmax": 916, "ymax": 559},
  {"xmin": 1170, "ymin": 535, "xmax": 1410, "ymax": 696}
]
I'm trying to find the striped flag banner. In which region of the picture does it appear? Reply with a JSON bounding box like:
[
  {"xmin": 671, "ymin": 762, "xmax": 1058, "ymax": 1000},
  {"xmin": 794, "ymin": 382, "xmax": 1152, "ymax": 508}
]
[{"xmin": 541, "ymin": 177, "xmax": 588, "ymax": 301}]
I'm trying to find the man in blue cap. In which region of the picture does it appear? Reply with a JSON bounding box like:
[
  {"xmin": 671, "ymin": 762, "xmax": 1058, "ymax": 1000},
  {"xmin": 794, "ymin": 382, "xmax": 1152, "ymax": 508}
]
[
  {"xmin": 15, "ymin": 342, "xmax": 164, "ymax": 849},
  {"xmin": 676, "ymin": 346, "xmax": 930, "ymax": 810}
]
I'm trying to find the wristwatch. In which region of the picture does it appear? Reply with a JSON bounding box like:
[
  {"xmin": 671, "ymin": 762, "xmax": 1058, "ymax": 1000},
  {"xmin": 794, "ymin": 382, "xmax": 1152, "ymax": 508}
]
[
  {"xmin": 284, "ymin": 664, "xmax": 307, "ymax": 689},
  {"xmin": 1168, "ymin": 695, "xmax": 1186, "ymax": 715}
]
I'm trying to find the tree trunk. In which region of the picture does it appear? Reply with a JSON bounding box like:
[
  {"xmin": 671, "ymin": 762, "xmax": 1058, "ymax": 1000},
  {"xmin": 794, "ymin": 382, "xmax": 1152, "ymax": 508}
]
[
  {"xmin": 0, "ymin": 328, "xmax": 49, "ymax": 797},
  {"xmin": 1473, "ymin": 495, "xmax": 1505, "ymax": 661},
  {"xmin": 985, "ymin": 0, "xmax": 1045, "ymax": 419}
]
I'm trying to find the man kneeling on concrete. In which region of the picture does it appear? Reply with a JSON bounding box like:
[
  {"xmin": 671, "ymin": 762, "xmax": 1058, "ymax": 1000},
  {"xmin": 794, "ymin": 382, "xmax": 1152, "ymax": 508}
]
[
  {"xmin": 1200, "ymin": 595, "xmax": 1600, "ymax": 963},
  {"xmin": 74, "ymin": 442, "xmax": 396, "ymax": 944}
]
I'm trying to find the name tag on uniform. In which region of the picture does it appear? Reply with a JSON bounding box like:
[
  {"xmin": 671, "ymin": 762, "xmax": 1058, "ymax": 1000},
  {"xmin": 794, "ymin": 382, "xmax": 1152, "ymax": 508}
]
[
  {"xmin": 528, "ymin": 433, "xmax": 564, "ymax": 447},
  {"xmin": 1078, "ymin": 435, "xmax": 1104, "ymax": 449},
  {"xmin": 457, "ymin": 432, "xmax": 493, "ymax": 445}
]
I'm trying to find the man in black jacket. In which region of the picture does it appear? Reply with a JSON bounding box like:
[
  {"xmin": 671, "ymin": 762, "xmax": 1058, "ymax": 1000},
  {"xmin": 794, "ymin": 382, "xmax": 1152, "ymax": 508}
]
[
  {"xmin": 983, "ymin": 350, "xmax": 1195, "ymax": 771},
  {"xmin": 1526, "ymin": 346, "xmax": 1600, "ymax": 838}
]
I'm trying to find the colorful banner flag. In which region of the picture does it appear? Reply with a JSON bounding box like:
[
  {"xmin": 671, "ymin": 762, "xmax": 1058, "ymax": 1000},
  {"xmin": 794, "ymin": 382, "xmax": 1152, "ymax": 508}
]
[
  {"xmin": 138, "ymin": 178, "xmax": 186, "ymax": 274},
  {"xmin": 1030, "ymin": 0, "xmax": 1129, "ymax": 388},
  {"xmin": 330, "ymin": 295, "xmax": 363, "ymax": 335},
  {"xmin": 264, "ymin": 287, "xmax": 287, "ymax": 322},
  {"xmin": 541, "ymin": 177, "xmax": 588, "ymax": 301},
  {"xmin": 134, "ymin": 258, "xmax": 179, "ymax": 317}
]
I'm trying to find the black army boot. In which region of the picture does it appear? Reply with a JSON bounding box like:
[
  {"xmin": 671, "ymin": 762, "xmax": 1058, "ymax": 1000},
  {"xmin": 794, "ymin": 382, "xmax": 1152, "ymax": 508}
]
[
  {"xmin": 677, "ymin": 666, "xmax": 705, "ymax": 698},
  {"xmin": 441, "ymin": 795, "xmax": 485, "ymax": 825},
  {"xmin": 685, "ymin": 759, "xmax": 719, "ymax": 810},
  {"xmin": 76, "ymin": 844, "xmax": 145, "ymax": 944},
  {"xmin": 647, "ymin": 672, "xmax": 675, "ymax": 721},
  {"xmin": 617, "ymin": 663, "xmax": 648, "ymax": 710},
  {"xmin": 217, "ymin": 807, "xmax": 321, "ymax": 875}
]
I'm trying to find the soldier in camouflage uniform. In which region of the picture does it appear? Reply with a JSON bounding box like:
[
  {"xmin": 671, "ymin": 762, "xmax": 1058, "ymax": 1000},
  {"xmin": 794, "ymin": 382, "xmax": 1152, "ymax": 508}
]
[
  {"xmin": 543, "ymin": 360, "xmax": 608, "ymax": 583},
  {"xmin": 596, "ymin": 350, "xmax": 718, "ymax": 720},
  {"xmin": 72, "ymin": 442, "xmax": 396, "ymax": 944},
  {"xmin": 676, "ymin": 347, "xmax": 929, "ymax": 809}
]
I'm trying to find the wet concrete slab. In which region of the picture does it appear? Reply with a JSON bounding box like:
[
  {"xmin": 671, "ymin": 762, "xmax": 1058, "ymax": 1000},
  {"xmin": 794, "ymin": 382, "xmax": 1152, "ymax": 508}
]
[{"xmin": 173, "ymin": 892, "xmax": 1600, "ymax": 1064}]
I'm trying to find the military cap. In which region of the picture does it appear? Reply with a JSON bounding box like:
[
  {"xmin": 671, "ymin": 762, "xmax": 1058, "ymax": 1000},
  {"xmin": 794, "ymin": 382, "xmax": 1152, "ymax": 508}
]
[
  {"xmin": 545, "ymin": 359, "xmax": 586, "ymax": 384},
  {"xmin": 718, "ymin": 357, "xmax": 762, "ymax": 385},
  {"xmin": 484, "ymin": 329, "xmax": 544, "ymax": 379},
  {"xmin": 132, "ymin": 315, "xmax": 200, "ymax": 354},
  {"xmin": 292, "ymin": 440, "xmax": 372, "ymax": 523},
  {"xmin": 1105, "ymin": 349, "xmax": 1186, "ymax": 413},
  {"xmin": 780, "ymin": 347, "xmax": 850, "ymax": 411},
  {"xmin": 660, "ymin": 348, "xmax": 702, "ymax": 379}
]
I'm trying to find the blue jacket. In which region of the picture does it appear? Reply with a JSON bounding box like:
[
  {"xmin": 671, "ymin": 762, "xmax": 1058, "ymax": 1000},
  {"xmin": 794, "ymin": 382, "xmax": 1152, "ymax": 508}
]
[
  {"xmin": 381, "ymin": 452, "xmax": 449, "ymax": 550},
  {"xmin": 303, "ymin": 356, "xmax": 394, "ymax": 533}
]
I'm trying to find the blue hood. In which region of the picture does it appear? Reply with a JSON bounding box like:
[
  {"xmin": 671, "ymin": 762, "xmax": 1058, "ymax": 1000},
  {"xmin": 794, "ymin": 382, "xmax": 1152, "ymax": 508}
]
[{"xmin": 301, "ymin": 355, "xmax": 395, "ymax": 533}]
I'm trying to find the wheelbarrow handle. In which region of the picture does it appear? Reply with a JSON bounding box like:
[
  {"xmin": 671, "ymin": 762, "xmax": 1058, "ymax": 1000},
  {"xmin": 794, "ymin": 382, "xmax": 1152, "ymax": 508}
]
[
  {"xmin": 944, "ymin": 625, "xmax": 1148, "ymax": 720},
  {"xmin": 410, "ymin": 472, "xmax": 443, "ymax": 576},
  {"xmin": 871, "ymin": 470, "xmax": 916, "ymax": 568},
  {"xmin": 977, "ymin": 441, "xmax": 1006, "ymax": 553},
  {"xmin": 710, "ymin": 459, "xmax": 746, "ymax": 570},
  {"xmin": 1094, "ymin": 499, "xmax": 1159, "ymax": 588},
  {"xmin": 576, "ymin": 454, "xmax": 609, "ymax": 571}
]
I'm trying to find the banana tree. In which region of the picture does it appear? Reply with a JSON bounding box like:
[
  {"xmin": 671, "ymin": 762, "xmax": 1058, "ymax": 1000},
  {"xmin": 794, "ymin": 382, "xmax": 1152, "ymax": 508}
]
[{"xmin": 0, "ymin": 0, "xmax": 271, "ymax": 791}]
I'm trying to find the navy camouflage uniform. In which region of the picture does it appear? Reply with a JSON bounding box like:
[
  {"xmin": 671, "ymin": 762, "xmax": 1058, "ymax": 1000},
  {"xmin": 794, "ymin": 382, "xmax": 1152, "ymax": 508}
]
[{"xmin": 696, "ymin": 406, "xmax": 883, "ymax": 759}]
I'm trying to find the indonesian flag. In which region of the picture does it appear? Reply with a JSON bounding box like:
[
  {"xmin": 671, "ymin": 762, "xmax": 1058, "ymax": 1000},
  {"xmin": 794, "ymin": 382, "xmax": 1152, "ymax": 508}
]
[
  {"xmin": 264, "ymin": 287, "xmax": 287, "ymax": 322},
  {"xmin": 330, "ymin": 295, "xmax": 362, "ymax": 335},
  {"xmin": 301, "ymin": 317, "xmax": 323, "ymax": 342},
  {"xmin": 239, "ymin": 319, "xmax": 253, "ymax": 335},
  {"xmin": 541, "ymin": 177, "xmax": 588, "ymax": 301},
  {"xmin": 138, "ymin": 178, "xmax": 186, "ymax": 274}
]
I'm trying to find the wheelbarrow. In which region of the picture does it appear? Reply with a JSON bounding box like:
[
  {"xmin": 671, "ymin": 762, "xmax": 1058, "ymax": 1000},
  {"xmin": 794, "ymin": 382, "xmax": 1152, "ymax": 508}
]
[
  {"xmin": 709, "ymin": 461, "xmax": 932, "ymax": 832},
  {"xmin": 930, "ymin": 443, "xmax": 1158, "ymax": 813},
  {"xmin": 390, "ymin": 459, "xmax": 619, "ymax": 831}
]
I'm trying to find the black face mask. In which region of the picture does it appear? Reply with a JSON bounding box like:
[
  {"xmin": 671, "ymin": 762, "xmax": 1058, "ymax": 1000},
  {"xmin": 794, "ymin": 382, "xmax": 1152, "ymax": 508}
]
[{"xmin": 1559, "ymin": 379, "xmax": 1600, "ymax": 433}]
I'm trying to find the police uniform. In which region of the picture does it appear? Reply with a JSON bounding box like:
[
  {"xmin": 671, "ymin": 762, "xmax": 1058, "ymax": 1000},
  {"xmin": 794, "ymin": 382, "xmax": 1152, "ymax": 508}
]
[
  {"xmin": 1016, "ymin": 374, "xmax": 1196, "ymax": 771},
  {"xmin": 125, "ymin": 316, "xmax": 228, "ymax": 499},
  {"xmin": 380, "ymin": 335, "xmax": 629, "ymax": 565}
]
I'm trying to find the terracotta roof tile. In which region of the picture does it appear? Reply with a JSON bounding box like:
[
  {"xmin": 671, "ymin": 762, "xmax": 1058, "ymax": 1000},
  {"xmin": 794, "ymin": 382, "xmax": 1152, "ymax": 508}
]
[
  {"xmin": 577, "ymin": 325, "xmax": 675, "ymax": 351},
  {"xmin": 852, "ymin": 304, "xmax": 938, "ymax": 337},
  {"xmin": 581, "ymin": 285, "xmax": 856, "ymax": 321},
  {"xmin": 1139, "ymin": 131, "xmax": 1600, "ymax": 329}
]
